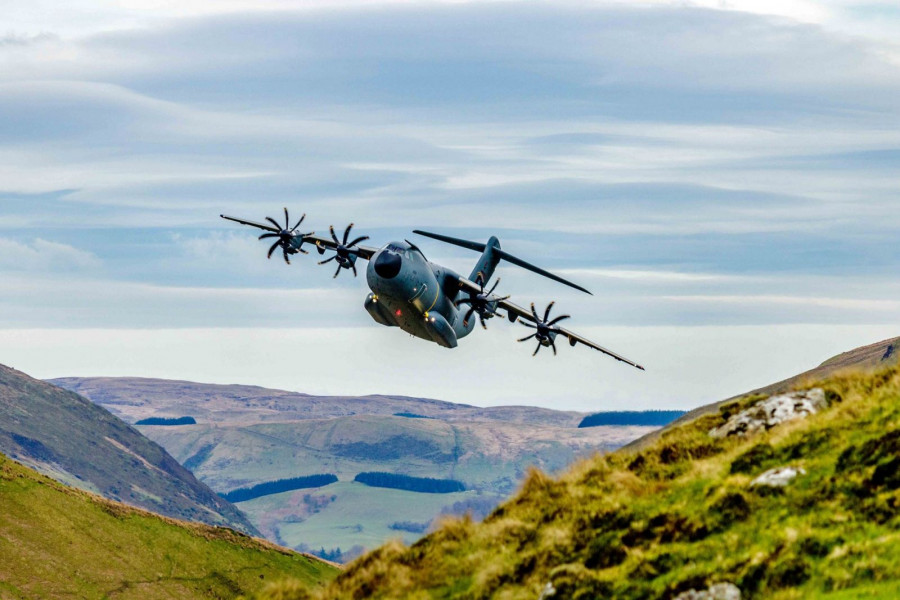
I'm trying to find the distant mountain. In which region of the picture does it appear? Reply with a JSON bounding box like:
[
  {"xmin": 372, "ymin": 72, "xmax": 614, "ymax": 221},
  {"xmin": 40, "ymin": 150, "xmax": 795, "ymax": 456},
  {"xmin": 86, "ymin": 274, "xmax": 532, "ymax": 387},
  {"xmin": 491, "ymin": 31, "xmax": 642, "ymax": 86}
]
[
  {"xmin": 0, "ymin": 451, "xmax": 336, "ymax": 599},
  {"xmin": 0, "ymin": 364, "xmax": 256, "ymax": 534},
  {"xmin": 50, "ymin": 376, "xmax": 660, "ymax": 558},
  {"xmin": 50, "ymin": 376, "xmax": 589, "ymax": 426},
  {"xmin": 281, "ymin": 336, "xmax": 900, "ymax": 599}
]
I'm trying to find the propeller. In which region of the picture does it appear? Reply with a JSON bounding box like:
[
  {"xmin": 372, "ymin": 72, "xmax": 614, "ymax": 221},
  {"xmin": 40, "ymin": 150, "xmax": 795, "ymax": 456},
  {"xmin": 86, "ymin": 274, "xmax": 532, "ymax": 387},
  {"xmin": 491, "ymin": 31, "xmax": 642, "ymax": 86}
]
[
  {"xmin": 256, "ymin": 207, "xmax": 312, "ymax": 265},
  {"xmin": 317, "ymin": 223, "xmax": 370, "ymax": 278},
  {"xmin": 517, "ymin": 301, "xmax": 570, "ymax": 356},
  {"xmin": 457, "ymin": 275, "xmax": 509, "ymax": 329}
]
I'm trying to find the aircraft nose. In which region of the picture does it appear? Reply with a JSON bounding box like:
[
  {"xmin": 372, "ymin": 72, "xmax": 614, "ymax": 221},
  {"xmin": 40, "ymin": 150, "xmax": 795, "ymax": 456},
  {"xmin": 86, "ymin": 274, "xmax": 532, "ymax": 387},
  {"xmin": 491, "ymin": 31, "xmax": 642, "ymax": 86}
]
[{"xmin": 374, "ymin": 251, "xmax": 402, "ymax": 279}]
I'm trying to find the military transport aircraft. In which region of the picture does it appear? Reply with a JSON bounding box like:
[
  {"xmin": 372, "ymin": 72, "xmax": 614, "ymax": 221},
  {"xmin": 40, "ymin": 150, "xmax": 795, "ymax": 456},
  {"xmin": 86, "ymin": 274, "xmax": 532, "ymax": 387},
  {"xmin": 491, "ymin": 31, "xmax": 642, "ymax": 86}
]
[{"xmin": 220, "ymin": 209, "xmax": 644, "ymax": 369}]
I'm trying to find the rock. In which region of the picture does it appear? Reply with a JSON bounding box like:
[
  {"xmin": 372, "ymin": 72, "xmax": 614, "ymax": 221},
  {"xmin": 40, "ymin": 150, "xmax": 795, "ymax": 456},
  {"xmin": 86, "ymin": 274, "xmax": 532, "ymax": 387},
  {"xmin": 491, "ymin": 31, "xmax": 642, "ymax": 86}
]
[
  {"xmin": 538, "ymin": 582, "xmax": 556, "ymax": 599},
  {"xmin": 710, "ymin": 389, "xmax": 828, "ymax": 438},
  {"xmin": 750, "ymin": 466, "xmax": 806, "ymax": 487},
  {"xmin": 674, "ymin": 582, "xmax": 741, "ymax": 600}
]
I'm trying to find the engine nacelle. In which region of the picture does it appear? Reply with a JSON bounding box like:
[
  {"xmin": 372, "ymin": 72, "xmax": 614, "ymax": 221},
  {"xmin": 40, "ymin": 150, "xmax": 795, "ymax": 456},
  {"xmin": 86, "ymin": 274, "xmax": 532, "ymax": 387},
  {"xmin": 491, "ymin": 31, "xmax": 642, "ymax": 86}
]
[
  {"xmin": 364, "ymin": 293, "xmax": 397, "ymax": 327},
  {"xmin": 423, "ymin": 312, "xmax": 458, "ymax": 348}
]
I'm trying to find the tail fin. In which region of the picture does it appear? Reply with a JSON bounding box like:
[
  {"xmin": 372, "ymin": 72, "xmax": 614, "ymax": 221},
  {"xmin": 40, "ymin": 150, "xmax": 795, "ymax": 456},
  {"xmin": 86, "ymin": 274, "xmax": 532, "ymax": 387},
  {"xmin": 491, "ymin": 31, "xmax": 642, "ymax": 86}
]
[{"xmin": 412, "ymin": 230, "xmax": 592, "ymax": 295}]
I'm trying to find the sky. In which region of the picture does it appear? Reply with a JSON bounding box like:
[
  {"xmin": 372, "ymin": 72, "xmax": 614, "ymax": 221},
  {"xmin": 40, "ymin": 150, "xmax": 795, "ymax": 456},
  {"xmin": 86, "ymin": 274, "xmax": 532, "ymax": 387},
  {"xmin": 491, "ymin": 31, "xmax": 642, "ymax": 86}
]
[{"xmin": 1, "ymin": 0, "xmax": 899, "ymax": 411}]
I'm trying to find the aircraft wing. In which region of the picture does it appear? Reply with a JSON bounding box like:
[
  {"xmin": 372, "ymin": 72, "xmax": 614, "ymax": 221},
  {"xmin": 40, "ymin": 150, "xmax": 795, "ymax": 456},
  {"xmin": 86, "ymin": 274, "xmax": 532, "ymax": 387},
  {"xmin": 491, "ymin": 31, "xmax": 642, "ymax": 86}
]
[
  {"xmin": 300, "ymin": 233, "xmax": 379, "ymax": 260},
  {"xmin": 458, "ymin": 277, "xmax": 645, "ymax": 370}
]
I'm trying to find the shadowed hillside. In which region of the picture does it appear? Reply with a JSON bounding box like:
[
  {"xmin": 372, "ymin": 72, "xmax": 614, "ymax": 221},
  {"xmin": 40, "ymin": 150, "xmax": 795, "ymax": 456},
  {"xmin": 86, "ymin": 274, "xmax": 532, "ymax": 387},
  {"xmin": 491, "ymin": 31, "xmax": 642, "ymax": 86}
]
[
  {"xmin": 254, "ymin": 338, "xmax": 900, "ymax": 599},
  {"xmin": 0, "ymin": 364, "xmax": 256, "ymax": 534},
  {"xmin": 0, "ymin": 451, "xmax": 337, "ymax": 599}
]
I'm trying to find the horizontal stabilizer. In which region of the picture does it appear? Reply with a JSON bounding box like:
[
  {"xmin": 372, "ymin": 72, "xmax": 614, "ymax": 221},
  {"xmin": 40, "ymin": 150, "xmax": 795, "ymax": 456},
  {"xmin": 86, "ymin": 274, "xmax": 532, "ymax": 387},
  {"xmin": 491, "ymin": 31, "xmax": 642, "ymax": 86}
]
[{"xmin": 413, "ymin": 229, "xmax": 591, "ymax": 295}]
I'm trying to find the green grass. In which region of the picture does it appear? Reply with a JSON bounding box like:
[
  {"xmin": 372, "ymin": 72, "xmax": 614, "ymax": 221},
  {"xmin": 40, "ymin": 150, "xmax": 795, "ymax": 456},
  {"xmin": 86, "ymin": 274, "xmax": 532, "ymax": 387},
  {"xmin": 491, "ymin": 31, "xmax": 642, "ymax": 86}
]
[
  {"xmin": 255, "ymin": 363, "xmax": 900, "ymax": 599},
  {"xmin": 0, "ymin": 452, "xmax": 338, "ymax": 600}
]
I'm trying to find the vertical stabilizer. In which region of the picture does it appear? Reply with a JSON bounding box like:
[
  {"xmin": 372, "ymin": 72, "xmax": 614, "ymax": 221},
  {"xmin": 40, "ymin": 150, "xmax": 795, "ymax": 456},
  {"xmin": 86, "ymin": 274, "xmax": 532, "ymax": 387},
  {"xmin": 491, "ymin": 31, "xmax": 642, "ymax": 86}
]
[{"xmin": 469, "ymin": 236, "xmax": 502, "ymax": 284}]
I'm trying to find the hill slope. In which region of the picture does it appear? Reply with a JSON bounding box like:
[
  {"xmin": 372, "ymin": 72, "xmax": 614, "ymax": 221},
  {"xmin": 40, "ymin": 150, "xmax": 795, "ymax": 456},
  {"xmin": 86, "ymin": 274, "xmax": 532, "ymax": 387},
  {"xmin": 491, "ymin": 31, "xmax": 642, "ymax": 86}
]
[
  {"xmin": 0, "ymin": 451, "xmax": 337, "ymax": 599},
  {"xmin": 49, "ymin": 376, "xmax": 657, "ymax": 557},
  {"xmin": 626, "ymin": 335, "xmax": 900, "ymax": 452},
  {"xmin": 263, "ymin": 342, "xmax": 900, "ymax": 599},
  {"xmin": 0, "ymin": 364, "xmax": 256, "ymax": 534}
]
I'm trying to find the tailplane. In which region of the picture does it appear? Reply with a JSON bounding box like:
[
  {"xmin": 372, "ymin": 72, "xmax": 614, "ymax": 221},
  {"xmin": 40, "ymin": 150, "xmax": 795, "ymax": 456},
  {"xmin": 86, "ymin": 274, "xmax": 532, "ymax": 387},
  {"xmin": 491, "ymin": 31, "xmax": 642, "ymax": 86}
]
[{"xmin": 412, "ymin": 230, "xmax": 591, "ymax": 295}]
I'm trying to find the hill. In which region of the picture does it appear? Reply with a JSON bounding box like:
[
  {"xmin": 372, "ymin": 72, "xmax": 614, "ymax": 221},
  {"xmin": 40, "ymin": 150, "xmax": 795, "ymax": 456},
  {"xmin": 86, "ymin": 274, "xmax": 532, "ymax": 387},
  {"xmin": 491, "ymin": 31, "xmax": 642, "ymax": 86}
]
[
  {"xmin": 257, "ymin": 337, "xmax": 900, "ymax": 598},
  {"xmin": 0, "ymin": 451, "xmax": 337, "ymax": 599},
  {"xmin": 0, "ymin": 364, "xmax": 256, "ymax": 534},
  {"xmin": 48, "ymin": 377, "xmax": 660, "ymax": 558},
  {"xmin": 626, "ymin": 335, "xmax": 900, "ymax": 452}
]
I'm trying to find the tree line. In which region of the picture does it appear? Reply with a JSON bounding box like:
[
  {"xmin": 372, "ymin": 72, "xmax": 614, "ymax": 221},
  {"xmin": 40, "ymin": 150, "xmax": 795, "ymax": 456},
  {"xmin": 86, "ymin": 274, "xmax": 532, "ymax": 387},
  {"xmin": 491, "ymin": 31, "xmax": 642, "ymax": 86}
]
[
  {"xmin": 578, "ymin": 410, "xmax": 686, "ymax": 428},
  {"xmin": 135, "ymin": 416, "xmax": 197, "ymax": 426},
  {"xmin": 221, "ymin": 474, "xmax": 338, "ymax": 503},
  {"xmin": 354, "ymin": 471, "xmax": 465, "ymax": 493}
]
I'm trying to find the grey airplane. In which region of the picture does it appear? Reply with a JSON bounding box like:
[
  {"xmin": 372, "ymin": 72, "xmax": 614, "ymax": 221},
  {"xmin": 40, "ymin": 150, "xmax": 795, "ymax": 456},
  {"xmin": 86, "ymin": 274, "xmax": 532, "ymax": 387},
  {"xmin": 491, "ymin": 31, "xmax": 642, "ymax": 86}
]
[{"xmin": 221, "ymin": 209, "xmax": 644, "ymax": 369}]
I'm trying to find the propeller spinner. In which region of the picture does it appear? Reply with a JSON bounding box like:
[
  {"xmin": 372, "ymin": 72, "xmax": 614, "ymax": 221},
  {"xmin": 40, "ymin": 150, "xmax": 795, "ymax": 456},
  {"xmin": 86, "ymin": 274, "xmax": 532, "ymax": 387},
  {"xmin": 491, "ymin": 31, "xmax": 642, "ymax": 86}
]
[
  {"xmin": 517, "ymin": 301, "xmax": 570, "ymax": 356},
  {"xmin": 457, "ymin": 276, "xmax": 509, "ymax": 329},
  {"xmin": 317, "ymin": 223, "xmax": 370, "ymax": 278}
]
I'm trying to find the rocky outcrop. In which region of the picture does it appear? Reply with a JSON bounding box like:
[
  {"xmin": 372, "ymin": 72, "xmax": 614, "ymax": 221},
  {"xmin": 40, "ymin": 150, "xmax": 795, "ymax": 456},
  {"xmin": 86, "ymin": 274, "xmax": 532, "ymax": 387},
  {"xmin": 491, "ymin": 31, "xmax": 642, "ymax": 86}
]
[
  {"xmin": 710, "ymin": 389, "xmax": 828, "ymax": 438},
  {"xmin": 750, "ymin": 466, "xmax": 806, "ymax": 487},
  {"xmin": 673, "ymin": 582, "xmax": 741, "ymax": 600}
]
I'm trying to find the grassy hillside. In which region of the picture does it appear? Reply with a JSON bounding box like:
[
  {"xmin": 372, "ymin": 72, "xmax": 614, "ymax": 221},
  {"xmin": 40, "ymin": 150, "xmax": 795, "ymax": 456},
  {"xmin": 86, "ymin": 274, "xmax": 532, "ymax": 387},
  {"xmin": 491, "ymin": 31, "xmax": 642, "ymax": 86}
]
[
  {"xmin": 628, "ymin": 335, "xmax": 900, "ymax": 451},
  {"xmin": 0, "ymin": 364, "xmax": 256, "ymax": 534},
  {"xmin": 258, "ymin": 357, "xmax": 900, "ymax": 598},
  {"xmin": 0, "ymin": 451, "xmax": 337, "ymax": 600}
]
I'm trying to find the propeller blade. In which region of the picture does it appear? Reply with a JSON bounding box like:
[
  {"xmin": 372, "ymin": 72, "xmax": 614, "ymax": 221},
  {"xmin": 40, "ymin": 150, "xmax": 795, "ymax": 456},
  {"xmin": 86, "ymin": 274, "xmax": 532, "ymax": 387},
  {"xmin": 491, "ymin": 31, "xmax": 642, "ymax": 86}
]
[
  {"xmin": 330, "ymin": 225, "xmax": 340, "ymax": 245},
  {"xmin": 520, "ymin": 322, "xmax": 537, "ymax": 329},
  {"xmin": 265, "ymin": 216, "xmax": 282, "ymax": 230},
  {"xmin": 283, "ymin": 207, "xmax": 290, "ymax": 229},
  {"xmin": 334, "ymin": 264, "xmax": 342, "ymax": 278},
  {"xmin": 547, "ymin": 315, "xmax": 571, "ymax": 326},
  {"xmin": 351, "ymin": 262, "xmax": 358, "ymax": 277},
  {"xmin": 283, "ymin": 248, "xmax": 291, "ymax": 265},
  {"xmin": 343, "ymin": 223, "xmax": 353, "ymax": 245},
  {"xmin": 518, "ymin": 333, "xmax": 536, "ymax": 342},
  {"xmin": 463, "ymin": 307, "xmax": 476, "ymax": 326},
  {"xmin": 551, "ymin": 340, "xmax": 557, "ymax": 356},
  {"xmin": 530, "ymin": 302, "xmax": 540, "ymax": 323},
  {"xmin": 318, "ymin": 256, "xmax": 336, "ymax": 265},
  {"xmin": 480, "ymin": 315, "xmax": 488, "ymax": 330},
  {"xmin": 347, "ymin": 235, "xmax": 369, "ymax": 248},
  {"xmin": 267, "ymin": 241, "xmax": 280, "ymax": 259},
  {"xmin": 291, "ymin": 213, "xmax": 306, "ymax": 231},
  {"xmin": 497, "ymin": 295, "xmax": 511, "ymax": 302},
  {"xmin": 259, "ymin": 233, "xmax": 279, "ymax": 240},
  {"xmin": 533, "ymin": 343, "xmax": 541, "ymax": 357},
  {"xmin": 298, "ymin": 247, "xmax": 309, "ymax": 254},
  {"xmin": 543, "ymin": 301, "xmax": 555, "ymax": 322},
  {"xmin": 488, "ymin": 278, "xmax": 500, "ymax": 295}
]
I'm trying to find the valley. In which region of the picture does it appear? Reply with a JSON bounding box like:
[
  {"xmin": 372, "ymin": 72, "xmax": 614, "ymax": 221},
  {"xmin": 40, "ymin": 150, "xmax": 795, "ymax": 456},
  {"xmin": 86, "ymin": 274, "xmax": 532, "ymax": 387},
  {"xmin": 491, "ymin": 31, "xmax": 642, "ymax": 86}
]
[{"xmin": 51, "ymin": 376, "xmax": 659, "ymax": 557}]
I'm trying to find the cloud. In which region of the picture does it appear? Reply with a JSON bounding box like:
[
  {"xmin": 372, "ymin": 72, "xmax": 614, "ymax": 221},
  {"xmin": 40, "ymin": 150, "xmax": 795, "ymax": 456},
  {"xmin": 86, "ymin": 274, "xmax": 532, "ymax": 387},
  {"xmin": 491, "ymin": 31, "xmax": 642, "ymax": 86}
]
[{"xmin": 0, "ymin": 237, "xmax": 101, "ymax": 270}]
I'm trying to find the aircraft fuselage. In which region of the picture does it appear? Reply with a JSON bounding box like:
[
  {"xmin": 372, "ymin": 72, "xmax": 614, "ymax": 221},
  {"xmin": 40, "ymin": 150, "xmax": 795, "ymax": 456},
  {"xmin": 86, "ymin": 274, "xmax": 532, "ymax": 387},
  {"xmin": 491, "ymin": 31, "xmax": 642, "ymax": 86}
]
[{"xmin": 363, "ymin": 241, "xmax": 475, "ymax": 348}]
